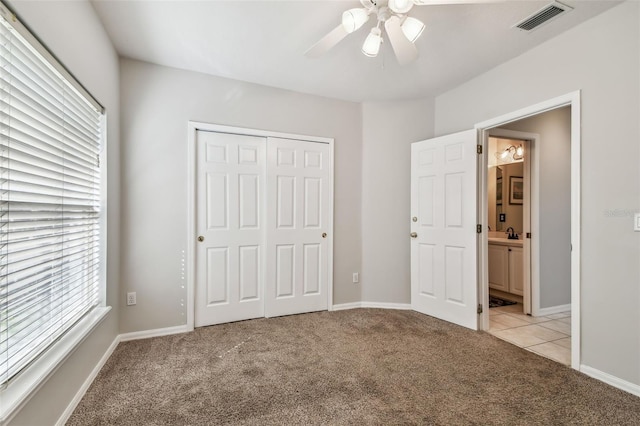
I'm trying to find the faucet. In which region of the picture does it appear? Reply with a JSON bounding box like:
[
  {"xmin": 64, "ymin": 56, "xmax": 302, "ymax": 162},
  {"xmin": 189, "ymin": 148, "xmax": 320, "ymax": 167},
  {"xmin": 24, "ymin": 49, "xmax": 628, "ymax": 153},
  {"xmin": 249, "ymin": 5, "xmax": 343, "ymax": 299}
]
[{"xmin": 505, "ymin": 227, "xmax": 518, "ymax": 240}]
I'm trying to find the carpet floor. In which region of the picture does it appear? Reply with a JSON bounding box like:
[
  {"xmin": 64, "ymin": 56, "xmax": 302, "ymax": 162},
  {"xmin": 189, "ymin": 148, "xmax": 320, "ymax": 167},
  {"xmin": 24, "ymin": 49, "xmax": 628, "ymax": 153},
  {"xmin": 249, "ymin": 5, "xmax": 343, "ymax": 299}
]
[{"xmin": 68, "ymin": 309, "xmax": 640, "ymax": 425}]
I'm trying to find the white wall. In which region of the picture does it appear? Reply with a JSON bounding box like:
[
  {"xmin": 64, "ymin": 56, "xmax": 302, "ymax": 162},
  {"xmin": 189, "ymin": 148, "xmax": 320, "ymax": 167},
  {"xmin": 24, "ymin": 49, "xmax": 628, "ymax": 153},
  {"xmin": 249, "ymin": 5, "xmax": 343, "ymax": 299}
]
[
  {"xmin": 119, "ymin": 59, "xmax": 362, "ymax": 332},
  {"xmin": 361, "ymin": 99, "xmax": 435, "ymax": 304},
  {"xmin": 434, "ymin": 1, "xmax": 639, "ymax": 386},
  {"xmin": 5, "ymin": 1, "xmax": 120, "ymax": 424},
  {"xmin": 502, "ymin": 107, "xmax": 571, "ymax": 309}
]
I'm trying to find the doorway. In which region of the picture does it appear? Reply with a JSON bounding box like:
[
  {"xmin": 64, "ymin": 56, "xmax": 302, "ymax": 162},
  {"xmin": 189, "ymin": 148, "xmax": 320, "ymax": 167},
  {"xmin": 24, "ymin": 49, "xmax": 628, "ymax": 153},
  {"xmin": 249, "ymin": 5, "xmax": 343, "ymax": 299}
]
[
  {"xmin": 476, "ymin": 92, "xmax": 580, "ymax": 369},
  {"xmin": 485, "ymin": 128, "xmax": 572, "ymax": 366},
  {"xmin": 409, "ymin": 92, "xmax": 581, "ymax": 370},
  {"xmin": 486, "ymin": 133, "xmax": 533, "ymax": 314}
]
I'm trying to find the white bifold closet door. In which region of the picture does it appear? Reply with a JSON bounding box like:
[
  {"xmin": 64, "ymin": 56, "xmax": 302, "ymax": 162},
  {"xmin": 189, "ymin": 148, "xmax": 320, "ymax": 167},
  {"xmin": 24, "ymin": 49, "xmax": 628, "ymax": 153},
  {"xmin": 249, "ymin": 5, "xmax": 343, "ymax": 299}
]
[
  {"xmin": 195, "ymin": 131, "xmax": 330, "ymax": 327},
  {"xmin": 265, "ymin": 137, "xmax": 330, "ymax": 318}
]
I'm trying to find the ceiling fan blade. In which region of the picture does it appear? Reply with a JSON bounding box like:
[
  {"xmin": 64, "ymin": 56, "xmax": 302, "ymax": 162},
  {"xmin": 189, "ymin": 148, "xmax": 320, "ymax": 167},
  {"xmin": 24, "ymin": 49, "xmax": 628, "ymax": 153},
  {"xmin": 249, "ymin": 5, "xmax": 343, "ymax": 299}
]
[
  {"xmin": 413, "ymin": 0, "xmax": 505, "ymax": 5},
  {"xmin": 384, "ymin": 16, "xmax": 418, "ymax": 66},
  {"xmin": 305, "ymin": 24, "xmax": 349, "ymax": 58}
]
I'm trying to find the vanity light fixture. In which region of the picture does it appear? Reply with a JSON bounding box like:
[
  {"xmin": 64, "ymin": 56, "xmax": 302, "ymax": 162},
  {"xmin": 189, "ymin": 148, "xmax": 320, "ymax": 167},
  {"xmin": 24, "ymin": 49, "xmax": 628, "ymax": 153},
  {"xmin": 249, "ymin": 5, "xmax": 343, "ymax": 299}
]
[{"xmin": 496, "ymin": 144, "xmax": 524, "ymax": 162}]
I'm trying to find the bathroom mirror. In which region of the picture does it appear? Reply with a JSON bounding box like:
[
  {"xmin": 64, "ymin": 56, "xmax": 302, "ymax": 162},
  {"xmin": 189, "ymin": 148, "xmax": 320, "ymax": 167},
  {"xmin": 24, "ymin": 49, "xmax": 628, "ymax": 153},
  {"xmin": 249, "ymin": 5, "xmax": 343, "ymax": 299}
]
[{"xmin": 488, "ymin": 162, "xmax": 523, "ymax": 233}]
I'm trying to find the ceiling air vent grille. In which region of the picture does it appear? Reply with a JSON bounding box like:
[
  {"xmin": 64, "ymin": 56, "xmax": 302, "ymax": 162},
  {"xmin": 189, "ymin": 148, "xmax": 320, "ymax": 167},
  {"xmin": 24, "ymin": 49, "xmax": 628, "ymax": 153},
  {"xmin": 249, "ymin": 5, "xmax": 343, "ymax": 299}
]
[{"xmin": 514, "ymin": 2, "xmax": 573, "ymax": 31}]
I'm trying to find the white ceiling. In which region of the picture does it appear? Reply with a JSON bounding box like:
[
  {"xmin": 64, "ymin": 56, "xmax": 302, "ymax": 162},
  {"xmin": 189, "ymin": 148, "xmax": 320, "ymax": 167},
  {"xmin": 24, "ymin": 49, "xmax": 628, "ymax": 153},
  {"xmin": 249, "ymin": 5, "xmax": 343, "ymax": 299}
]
[{"xmin": 91, "ymin": 0, "xmax": 620, "ymax": 103}]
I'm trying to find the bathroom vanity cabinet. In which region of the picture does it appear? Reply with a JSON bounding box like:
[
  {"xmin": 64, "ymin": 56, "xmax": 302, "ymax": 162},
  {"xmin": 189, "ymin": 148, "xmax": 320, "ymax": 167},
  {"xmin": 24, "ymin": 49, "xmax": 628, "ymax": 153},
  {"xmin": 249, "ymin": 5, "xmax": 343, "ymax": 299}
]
[{"xmin": 488, "ymin": 240, "xmax": 523, "ymax": 296}]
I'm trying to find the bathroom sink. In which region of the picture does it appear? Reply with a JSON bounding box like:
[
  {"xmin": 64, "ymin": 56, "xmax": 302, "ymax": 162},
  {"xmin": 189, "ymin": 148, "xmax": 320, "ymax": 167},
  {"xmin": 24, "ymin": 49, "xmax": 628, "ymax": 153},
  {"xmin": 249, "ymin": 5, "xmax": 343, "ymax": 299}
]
[{"xmin": 488, "ymin": 237, "xmax": 523, "ymax": 246}]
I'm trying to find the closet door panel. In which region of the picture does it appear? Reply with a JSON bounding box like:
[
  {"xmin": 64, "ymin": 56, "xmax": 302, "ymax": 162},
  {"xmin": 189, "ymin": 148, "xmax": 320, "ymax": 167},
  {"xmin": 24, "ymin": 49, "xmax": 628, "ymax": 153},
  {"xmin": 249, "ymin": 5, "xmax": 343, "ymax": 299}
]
[
  {"xmin": 195, "ymin": 130, "xmax": 332, "ymax": 326},
  {"xmin": 195, "ymin": 131, "xmax": 266, "ymax": 326},
  {"xmin": 266, "ymin": 137, "xmax": 330, "ymax": 317}
]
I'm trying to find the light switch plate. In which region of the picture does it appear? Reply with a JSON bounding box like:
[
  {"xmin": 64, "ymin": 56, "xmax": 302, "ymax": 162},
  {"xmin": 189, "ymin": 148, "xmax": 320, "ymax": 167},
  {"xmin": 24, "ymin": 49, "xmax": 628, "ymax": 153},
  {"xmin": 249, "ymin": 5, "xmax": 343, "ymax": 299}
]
[{"xmin": 635, "ymin": 213, "xmax": 640, "ymax": 232}]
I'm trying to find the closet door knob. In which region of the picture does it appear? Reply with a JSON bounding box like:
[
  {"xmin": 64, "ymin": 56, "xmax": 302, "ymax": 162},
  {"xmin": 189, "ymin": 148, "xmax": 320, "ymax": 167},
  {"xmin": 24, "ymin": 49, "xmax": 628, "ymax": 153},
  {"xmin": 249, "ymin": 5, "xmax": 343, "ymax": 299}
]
[
  {"xmin": 322, "ymin": 233, "xmax": 327, "ymax": 238},
  {"xmin": 410, "ymin": 232, "xmax": 418, "ymax": 238},
  {"xmin": 197, "ymin": 236, "xmax": 205, "ymax": 242}
]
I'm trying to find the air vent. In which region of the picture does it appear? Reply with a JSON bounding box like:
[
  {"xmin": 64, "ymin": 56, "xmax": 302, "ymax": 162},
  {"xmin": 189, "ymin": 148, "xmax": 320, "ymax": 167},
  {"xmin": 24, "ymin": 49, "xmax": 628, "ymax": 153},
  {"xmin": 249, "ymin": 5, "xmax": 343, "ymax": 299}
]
[{"xmin": 513, "ymin": 2, "xmax": 573, "ymax": 31}]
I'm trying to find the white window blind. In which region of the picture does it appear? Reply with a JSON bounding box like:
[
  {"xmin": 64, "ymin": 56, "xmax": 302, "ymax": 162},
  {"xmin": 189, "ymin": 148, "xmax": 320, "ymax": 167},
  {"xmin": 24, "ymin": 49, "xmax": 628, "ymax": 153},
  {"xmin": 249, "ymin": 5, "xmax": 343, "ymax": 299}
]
[{"xmin": 0, "ymin": 8, "xmax": 103, "ymax": 386}]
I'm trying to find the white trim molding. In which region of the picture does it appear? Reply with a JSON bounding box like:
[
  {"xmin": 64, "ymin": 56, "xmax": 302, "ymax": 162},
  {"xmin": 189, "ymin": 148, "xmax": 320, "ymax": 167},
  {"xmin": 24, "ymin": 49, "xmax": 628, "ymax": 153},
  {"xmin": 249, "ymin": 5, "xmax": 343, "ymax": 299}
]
[
  {"xmin": 55, "ymin": 335, "xmax": 121, "ymax": 426},
  {"xmin": 331, "ymin": 302, "xmax": 363, "ymax": 311},
  {"xmin": 119, "ymin": 325, "xmax": 193, "ymax": 343},
  {"xmin": 580, "ymin": 365, "xmax": 640, "ymax": 398},
  {"xmin": 332, "ymin": 302, "xmax": 412, "ymax": 311},
  {"xmin": 534, "ymin": 304, "xmax": 571, "ymax": 317}
]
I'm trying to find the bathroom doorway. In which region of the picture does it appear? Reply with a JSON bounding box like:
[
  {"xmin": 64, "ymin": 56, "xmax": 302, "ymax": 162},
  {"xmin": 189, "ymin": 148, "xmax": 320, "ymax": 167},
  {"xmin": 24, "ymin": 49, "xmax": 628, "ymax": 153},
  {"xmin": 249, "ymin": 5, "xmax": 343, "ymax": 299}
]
[
  {"xmin": 486, "ymin": 133, "xmax": 532, "ymax": 314},
  {"xmin": 479, "ymin": 104, "xmax": 574, "ymax": 366}
]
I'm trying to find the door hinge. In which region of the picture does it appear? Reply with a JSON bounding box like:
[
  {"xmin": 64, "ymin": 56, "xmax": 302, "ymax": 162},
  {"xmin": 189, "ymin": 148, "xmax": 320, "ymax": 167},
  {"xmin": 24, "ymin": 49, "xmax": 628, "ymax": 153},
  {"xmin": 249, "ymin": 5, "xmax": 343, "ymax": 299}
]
[
  {"xmin": 477, "ymin": 224, "xmax": 482, "ymax": 234},
  {"xmin": 477, "ymin": 304, "xmax": 483, "ymax": 314},
  {"xmin": 526, "ymin": 232, "xmax": 531, "ymax": 239},
  {"xmin": 477, "ymin": 145, "xmax": 483, "ymax": 154}
]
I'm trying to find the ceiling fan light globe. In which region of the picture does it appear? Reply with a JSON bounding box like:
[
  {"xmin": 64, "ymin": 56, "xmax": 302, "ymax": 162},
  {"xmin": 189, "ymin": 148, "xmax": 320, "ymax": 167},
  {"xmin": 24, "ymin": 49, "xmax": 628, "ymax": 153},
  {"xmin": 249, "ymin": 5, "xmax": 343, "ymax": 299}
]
[
  {"xmin": 401, "ymin": 17, "xmax": 425, "ymax": 43},
  {"xmin": 362, "ymin": 27, "xmax": 382, "ymax": 57},
  {"xmin": 342, "ymin": 8, "xmax": 369, "ymax": 33},
  {"xmin": 389, "ymin": 0, "xmax": 414, "ymax": 14}
]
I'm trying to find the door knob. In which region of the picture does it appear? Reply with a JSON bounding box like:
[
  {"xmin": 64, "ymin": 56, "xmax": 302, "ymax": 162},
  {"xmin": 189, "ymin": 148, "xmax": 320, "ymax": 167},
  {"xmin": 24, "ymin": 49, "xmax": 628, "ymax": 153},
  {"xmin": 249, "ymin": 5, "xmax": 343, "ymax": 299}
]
[
  {"xmin": 322, "ymin": 233, "xmax": 327, "ymax": 238},
  {"xmin": 197, "ymin": 236, "xmax": 205, "ymax": 242},
  {"xmin": 410, "ymin": 232, "xmax": 418, "ymax": 238}
]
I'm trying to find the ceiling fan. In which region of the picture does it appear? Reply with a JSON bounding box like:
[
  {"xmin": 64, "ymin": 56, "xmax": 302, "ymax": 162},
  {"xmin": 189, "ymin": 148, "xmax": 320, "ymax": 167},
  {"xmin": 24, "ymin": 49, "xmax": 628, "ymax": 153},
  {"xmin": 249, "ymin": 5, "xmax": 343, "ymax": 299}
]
[{"xmin": 305, "ymin": 0, "xmax": 500, "ymax": 66}]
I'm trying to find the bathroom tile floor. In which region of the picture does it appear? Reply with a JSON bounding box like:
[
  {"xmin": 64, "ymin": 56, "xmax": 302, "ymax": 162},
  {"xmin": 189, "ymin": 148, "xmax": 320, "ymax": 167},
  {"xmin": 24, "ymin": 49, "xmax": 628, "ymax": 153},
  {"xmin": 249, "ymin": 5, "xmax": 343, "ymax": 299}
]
[{"xmin": 488, "ymin": 303, "xmax": 571, "ymax": 366}]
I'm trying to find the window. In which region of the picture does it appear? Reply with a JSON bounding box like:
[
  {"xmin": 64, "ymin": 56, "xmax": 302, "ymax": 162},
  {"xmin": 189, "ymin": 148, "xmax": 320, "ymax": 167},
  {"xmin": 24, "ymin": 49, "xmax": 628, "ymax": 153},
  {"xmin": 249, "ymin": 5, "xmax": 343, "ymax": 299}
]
[{"xmin": 0, "ymin": 3, "xmax": 105, "ymax": 390}]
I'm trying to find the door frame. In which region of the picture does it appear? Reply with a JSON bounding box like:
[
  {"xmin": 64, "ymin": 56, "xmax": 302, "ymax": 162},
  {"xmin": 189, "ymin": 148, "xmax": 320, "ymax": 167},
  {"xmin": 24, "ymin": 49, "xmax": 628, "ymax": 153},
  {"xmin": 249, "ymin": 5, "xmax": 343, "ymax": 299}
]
[
  {"xmin": 475, "ymin": 91, "xmax": 581, "ymax": 370},
  {"xmin": 186, "ymin": 121, "xmax": 335, "ymax": 330}
]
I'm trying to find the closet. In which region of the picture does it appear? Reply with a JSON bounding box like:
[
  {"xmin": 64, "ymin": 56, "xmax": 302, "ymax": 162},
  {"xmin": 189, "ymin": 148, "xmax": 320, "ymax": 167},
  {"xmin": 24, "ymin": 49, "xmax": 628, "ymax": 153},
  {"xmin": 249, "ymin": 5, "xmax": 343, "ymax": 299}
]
[{"xmin": 193, "ymin": 128, "xmax": 333, "ymax": 327}]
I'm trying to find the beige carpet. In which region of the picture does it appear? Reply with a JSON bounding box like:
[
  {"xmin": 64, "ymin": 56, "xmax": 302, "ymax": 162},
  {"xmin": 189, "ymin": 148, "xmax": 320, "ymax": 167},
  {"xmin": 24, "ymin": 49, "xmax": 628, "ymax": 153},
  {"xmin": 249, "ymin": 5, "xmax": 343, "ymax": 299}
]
[{"xmin": 68, "ymin": 309, "xmax": 640, "ymax": 425}]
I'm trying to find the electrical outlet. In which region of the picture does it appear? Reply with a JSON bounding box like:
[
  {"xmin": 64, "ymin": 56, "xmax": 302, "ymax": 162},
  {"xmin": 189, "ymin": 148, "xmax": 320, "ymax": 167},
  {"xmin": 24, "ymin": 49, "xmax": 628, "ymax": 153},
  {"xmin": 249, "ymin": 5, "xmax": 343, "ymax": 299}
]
[
  {"xmin": 127, "ymin": 292, "xmax": 137, "ymax": 306},
  {"xmin": 352, "ymin": 272, "xmax": 359, "ymax": 283}
]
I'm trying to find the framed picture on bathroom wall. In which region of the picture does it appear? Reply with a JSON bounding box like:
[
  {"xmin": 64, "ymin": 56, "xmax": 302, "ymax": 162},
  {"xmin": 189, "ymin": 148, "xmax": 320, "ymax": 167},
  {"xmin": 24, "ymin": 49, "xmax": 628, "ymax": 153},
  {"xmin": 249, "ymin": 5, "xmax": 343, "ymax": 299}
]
[{"xmin": 509, "ymin": 176, "xmax": 523, "ymax": 205}]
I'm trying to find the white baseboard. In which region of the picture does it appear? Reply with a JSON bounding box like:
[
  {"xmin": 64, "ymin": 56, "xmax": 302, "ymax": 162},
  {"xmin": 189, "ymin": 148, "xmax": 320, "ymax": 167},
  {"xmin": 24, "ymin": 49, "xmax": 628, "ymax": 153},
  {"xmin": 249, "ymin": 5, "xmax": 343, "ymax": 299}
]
[
  {"xmin": 331, "ymin": 302, "xmax": 362, "ymax": 311},
  {"xmin": 361, "ymin": 302, "xmax": 411, "ymax": 310},
  {"xmin": 534, "ymin": 303, "xmax": 571, "ymax": 317},
  {"xmin": 331, "ymin": 302, "xmax": 411, "ymax": 311},
  {"xmin": 580, "ymin": 365, "xmax": 640, "ymax": 397},
  {"xmin": 119, "ymin": 324, "xmax": 192, "ymax": 342},
  {"xmin": 55, "ymin": 335, "xmax": 120, "ymax": 426}
]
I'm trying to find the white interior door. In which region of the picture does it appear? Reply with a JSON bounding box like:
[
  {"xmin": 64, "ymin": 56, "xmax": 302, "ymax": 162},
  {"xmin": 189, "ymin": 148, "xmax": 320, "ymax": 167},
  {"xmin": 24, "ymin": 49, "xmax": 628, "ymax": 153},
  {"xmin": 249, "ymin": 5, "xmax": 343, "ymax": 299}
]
[
  {"xmin": 265, "ymin": 137, "xmax": 330, "ymax": 317},
  {"xmin": 410, "ymin": 130, "xmax": 478, "ymax": 330},
  {"xmin": 195, "ymin": 131, "xmax": 265, "ymax": 326}
]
